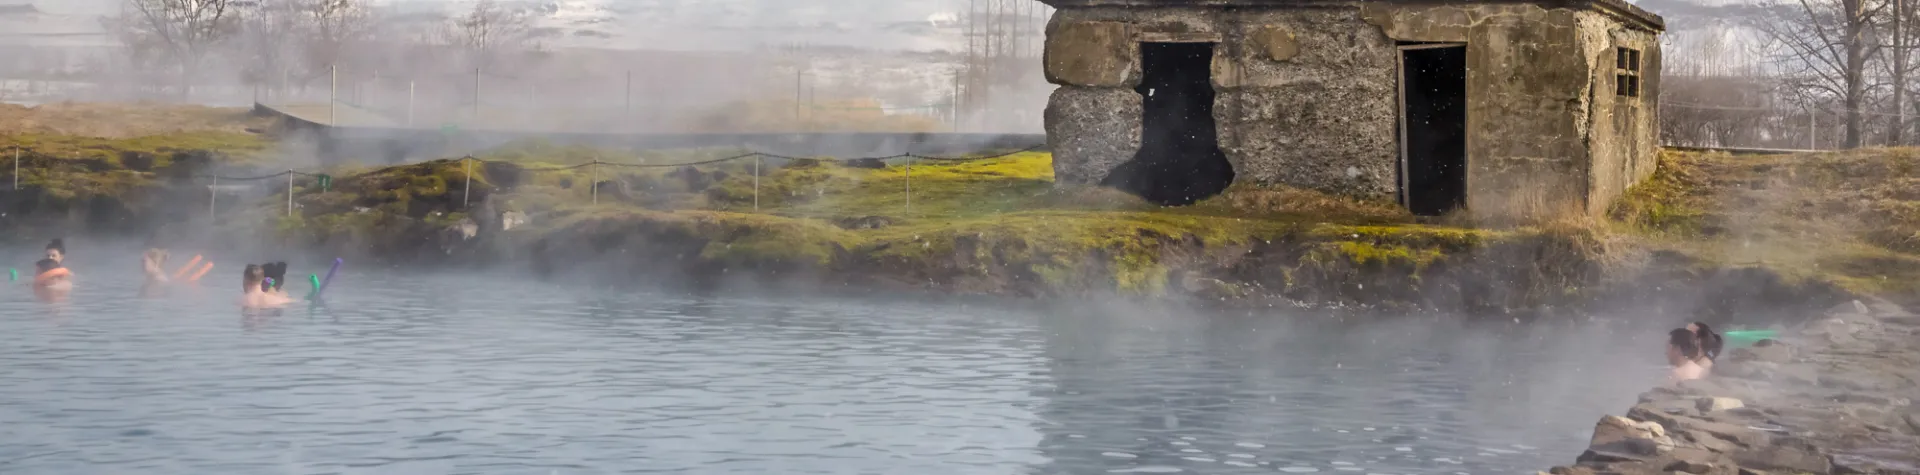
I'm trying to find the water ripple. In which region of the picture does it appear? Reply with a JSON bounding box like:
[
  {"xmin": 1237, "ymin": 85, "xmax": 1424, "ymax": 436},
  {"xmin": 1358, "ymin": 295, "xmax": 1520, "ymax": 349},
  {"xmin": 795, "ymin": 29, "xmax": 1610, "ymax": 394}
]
[{"xmin": 0, "ymin": 246, "xmax": 1659, "ymax": 474}]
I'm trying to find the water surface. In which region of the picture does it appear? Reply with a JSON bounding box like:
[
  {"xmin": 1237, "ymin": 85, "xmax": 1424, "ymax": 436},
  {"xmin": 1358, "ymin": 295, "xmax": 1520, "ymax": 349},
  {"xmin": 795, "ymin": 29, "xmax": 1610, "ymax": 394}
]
[{"xmin": 0, "ymin": 246, "xmax": 1662, "ymax": 474}]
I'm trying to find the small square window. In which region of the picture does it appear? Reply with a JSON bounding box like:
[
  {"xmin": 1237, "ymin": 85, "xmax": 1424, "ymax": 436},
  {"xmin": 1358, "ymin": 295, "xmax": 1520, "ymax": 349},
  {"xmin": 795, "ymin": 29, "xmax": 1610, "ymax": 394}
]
[{"xmin": 1615, "ymin": 47, "xmax": 1642, "ymax": 97}]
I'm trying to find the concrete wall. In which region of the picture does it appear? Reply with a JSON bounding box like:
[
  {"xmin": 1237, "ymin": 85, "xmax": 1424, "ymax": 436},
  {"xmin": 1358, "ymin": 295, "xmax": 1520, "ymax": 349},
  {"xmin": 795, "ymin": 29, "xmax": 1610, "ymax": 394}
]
[
  {"xmin": 1579, "ymin": 12, "xmax": 1662, "ymax": 217},
  {"xmin": 1042, "ymin": 2, "xmax": 1661, "ymax": 221}
]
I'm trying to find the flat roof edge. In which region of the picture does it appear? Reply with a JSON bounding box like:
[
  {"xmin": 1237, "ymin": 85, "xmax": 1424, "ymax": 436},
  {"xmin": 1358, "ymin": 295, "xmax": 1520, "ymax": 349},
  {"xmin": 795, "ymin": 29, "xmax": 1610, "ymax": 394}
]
[{"xmin": 1038, "ymin": 0, "xmax": 1666, "ymax": 32}]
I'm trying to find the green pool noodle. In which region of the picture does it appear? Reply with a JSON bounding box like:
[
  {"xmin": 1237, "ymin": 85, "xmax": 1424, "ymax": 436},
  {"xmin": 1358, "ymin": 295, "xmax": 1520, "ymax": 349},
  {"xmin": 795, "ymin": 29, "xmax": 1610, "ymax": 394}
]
[
  {"xmin": 306, "ymin": 274, "xmax": 321, "ymax": 299},
  {"xmin": 1723, "ymin": 329, "xmax": 1778, "ymax": 341}
]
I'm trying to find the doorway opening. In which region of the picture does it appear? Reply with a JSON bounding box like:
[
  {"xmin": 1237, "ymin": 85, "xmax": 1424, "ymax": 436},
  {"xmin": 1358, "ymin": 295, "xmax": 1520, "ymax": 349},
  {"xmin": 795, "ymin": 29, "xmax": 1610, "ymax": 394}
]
[
  {"xmin": 1398, "ymin": 43, "xmax": 1468, "ymax": 216},
  {"xmin": 1102, "ymin": 42, "xmax": 1235, "ymax": 206}
]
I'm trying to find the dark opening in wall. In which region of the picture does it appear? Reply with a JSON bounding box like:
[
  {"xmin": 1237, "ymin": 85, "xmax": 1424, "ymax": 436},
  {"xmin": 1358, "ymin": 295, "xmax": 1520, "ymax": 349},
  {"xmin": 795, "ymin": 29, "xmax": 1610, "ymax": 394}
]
[
  {"xmin": 1398, "ymin": 44, "xmax": 1468, "ymax": 216},
  {"xmin": 1102, "ymin": 42, "xmax": 1235, "ymax": 206}
]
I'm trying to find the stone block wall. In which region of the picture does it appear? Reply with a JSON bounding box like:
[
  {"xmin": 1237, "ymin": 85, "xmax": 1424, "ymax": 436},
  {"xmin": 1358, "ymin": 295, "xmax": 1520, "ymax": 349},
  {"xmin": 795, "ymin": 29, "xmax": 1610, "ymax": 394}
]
[{"xmin": 1041, "ymin": 2, "xmax": 1661, "ymax": 221}]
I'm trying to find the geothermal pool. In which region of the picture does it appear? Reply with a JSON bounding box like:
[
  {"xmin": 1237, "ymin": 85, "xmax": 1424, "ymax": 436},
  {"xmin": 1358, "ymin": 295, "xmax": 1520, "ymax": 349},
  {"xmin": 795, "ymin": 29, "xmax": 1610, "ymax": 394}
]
[{"xmin": 0, "ymin": 245, "xmax": 1663, "ymax": 474}]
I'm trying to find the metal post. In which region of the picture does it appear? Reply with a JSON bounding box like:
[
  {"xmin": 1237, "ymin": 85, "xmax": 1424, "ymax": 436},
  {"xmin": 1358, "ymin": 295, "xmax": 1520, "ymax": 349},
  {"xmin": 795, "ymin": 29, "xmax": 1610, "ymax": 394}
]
[
  {"xmin": 463, "ymin": 158, "xmax": 472, "ymax": 207},
  {"xmin": 753, "ymin": 155, "xmax": 761, "ymax": 211},
  {"xmin": 952, "ymin": 71, "xmax": 962, "ymax": 132},
  {"xmin": 474, "ymin": 68, "xmax": 483, "ymax": 122},
  {"xmin": 12, "ymin": 148, "xmax": 17, "ymax": 190},
  {"xmin": 286, "ymin": 171, "xmax": 294, "ymax": 215},
  {"xmin": 1810, "ymin": 110, "xmax": 1817, "ymax": 150},
  {"xmin": 210, "ymin": 176, "xmax": 218, "ymax": 216},
  {"xmin": 407, "ymin": 81, "xmax": 416, "ymax": 127},
  {"xmin": 794, "ymin": 68, "xmax": 803, "ymax": 125},
  {"xmin": 905, "ymin": 161, "xmax": 912, "ymax": 211},
  {"xmin": 330, "ymin": 65, "xmax": 338, "ymax": 125},
  {"xmin": 590, "ymin": 160, "xmax": 599, "ymax": 205}
]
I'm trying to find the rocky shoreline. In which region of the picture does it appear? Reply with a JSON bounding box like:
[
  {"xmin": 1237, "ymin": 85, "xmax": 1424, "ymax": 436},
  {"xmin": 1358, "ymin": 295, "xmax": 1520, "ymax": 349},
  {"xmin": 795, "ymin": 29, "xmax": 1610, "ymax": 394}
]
[{"xmin": 1544, "ymin": 299, "xmax": 1920, "ymax": 475}]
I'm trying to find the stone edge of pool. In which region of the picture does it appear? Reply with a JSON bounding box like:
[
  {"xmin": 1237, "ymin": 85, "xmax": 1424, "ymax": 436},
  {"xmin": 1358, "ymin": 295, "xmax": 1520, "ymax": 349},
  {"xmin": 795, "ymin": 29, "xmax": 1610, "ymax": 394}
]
[{"xmin": 1538, "ymin": 298, "xmax": 1920, "ymax": 475}]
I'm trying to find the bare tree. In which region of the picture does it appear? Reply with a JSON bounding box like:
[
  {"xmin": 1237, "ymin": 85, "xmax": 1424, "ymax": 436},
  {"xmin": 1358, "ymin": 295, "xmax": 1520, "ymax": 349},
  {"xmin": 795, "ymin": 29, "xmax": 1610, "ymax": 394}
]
[
  {"xmin": 442, "ymin": 0, "xmax": 539, "ymax": 71},
  {"xmin": 114, "ymin": 0, "xmax": 240, "ymax": 98},
  {"xmin": 297, "ymin": 0, "xmax": 375, "ymax": 77},
  {"xmin": 1755, "ymin": 0, "xmax": 1889, "ymax": 148},
  {"xmin": 234, "ymin": 0, "xmax": 301, "ymax": 99}
]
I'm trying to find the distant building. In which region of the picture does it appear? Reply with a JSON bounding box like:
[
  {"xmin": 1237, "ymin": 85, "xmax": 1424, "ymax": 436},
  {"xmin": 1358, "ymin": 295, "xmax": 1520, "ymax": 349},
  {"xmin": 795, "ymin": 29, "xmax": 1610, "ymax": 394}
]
[{"xmin": 1038, "ymin": 0, "xmax": 1664, "ymax": 220}]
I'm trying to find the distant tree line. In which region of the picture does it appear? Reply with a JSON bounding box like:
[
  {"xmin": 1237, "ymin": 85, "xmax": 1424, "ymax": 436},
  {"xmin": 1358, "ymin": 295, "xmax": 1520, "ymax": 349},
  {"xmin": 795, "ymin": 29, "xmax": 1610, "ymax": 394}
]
[
  {"xmin": 1665, "ymin": 0, "xmax": 1920, "ymax": 149},
  {"xmin": 107, "ymin": 0, "xmax": 542, "ymax": 100}
]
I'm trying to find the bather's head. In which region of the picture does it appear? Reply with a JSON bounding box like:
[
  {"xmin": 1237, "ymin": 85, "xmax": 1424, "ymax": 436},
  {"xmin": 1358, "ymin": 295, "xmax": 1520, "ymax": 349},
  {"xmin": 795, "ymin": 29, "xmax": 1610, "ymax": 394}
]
[
  {"xmin": 44, "ymin": 239, "xmax": 65, "ymax": 263},
  {"xmin": 1688, "ymin": 322, "xmax": 1723, "ymax": 360},
  {"xmin": 243, "ymin": 264, "xmax": 264, "ymax": 292},
  {"xmin": 35, "ymin": 258, "xmax": 61, "ymax": 274},
  {"xmin": 1667, "ymin": 328, "xmax": 1702, "ymax": 366}
]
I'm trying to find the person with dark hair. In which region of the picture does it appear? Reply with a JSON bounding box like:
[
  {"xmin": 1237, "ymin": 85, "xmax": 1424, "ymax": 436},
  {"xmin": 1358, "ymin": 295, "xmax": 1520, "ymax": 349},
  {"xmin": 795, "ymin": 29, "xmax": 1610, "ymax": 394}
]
[
  {"xmin": 1687, "ymin": 322, "xmax": 1724, "ymax": 368},
  {"xmin": 44, "ymin": 239, "xmax": 65, "ymax": 265},
  {"xmin": 1667, "ymin": 328, "xmax": 1708, "ymax": 383},
  {"xmin": 32, "ymin": 258, "xmax": 72, "ymax": 302}
]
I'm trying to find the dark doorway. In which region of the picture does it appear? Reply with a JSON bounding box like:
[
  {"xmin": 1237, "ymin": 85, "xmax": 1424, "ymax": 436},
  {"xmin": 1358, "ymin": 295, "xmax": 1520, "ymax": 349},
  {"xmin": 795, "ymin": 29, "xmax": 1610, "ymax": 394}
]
[
  {"xmin": 1103, "ymin": 42, "xmax": 1235, "ymax": 206},
  {"xmin": 1399, "ymin": 44, "xmax": 1468, "ymax": 216}
]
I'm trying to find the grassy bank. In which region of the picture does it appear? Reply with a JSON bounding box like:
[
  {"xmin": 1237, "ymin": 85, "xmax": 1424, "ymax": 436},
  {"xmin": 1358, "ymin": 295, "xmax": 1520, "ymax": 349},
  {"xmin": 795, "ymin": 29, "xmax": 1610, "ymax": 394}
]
[
  {"xmin": 6, "ymin": 102, "xmax": 1911, "ymax": 310},
  {"xmin": 1611, "ymin": 149, "xmax": 1920, "ymax": 300}
]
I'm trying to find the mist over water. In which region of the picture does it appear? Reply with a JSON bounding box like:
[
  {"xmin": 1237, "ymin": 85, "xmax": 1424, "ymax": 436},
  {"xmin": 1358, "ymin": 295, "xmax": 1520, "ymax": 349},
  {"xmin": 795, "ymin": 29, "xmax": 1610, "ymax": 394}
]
[{"xmin": 0, "ymin": 244, "xmax": 1672, "ymax": 474}]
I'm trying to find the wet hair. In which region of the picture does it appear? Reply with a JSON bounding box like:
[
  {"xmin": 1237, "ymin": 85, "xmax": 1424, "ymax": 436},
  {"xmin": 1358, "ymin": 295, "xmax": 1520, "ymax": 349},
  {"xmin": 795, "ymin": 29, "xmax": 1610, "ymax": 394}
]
[
  {"xmin": 263, "ymin": 262, "xmax": 287, "ymax": 291},
  {"xmin": 243, "ymin": 264, "xmax": 264, "ymax": 291},
  {"xmin": 1668, "ymin": 328, "xmax": 1702, "ymax": 360},
  {"xmin": 35, "ymin": 258, "xmax": 59, "ymax": 273},
  {"xmin": 1692, "ymin": 322, "xmax": 1723, "ymax": 360},
  {"xmin": 45, "ymin": 239, "xmax": 64, "ymax": 254}
]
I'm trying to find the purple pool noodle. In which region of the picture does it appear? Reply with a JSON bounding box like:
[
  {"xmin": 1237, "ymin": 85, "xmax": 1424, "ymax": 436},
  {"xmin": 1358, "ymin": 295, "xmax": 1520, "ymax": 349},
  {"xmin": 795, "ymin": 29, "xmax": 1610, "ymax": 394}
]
[{"xmin": 313, "ymin": 258, "xmax": 343, "ymax": 300}]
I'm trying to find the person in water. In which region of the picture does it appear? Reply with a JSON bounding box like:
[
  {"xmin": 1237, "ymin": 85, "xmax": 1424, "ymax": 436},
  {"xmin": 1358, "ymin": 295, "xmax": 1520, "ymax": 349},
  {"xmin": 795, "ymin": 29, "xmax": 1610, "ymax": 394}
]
[
  {"xmin": 140, "ymin": 248, "xmax": 169, "ymax": 297},
  {"xmin": 241, "ymin": 263, "xmax": 293, "ymax": 308},
  {"xmin": 1687, "ymin": 322, "xmax": 1724, "ymax": 369},
  {"xmin": 1666, "ymin": 328, "xmax": 1709, "ymax": 384},
  {"xmin": 32, "ymin": 258, "xmax": 72, "ymax": 302},
  {"xmin": 44, "ymin": 238, "xmax": 65, "ymax": 265}
]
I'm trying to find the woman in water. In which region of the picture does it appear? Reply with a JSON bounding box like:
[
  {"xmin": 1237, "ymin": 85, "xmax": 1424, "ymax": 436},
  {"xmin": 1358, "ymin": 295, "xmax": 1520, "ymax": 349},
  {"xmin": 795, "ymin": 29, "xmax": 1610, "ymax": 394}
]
[
  {"xmin": 1666, "ymin": 328, "xmax": 1708, "ymax": 384},
  {"xmin": 1687, "ymin": 322, "xmax": 1723, "ymax": 370},
  {"xmin": 31, "ymin": 258, "xmax": 72, "ymax": 303},
  {"xmin": 241, "ymin": 264, "xmax": 293, "ymax": 308}
]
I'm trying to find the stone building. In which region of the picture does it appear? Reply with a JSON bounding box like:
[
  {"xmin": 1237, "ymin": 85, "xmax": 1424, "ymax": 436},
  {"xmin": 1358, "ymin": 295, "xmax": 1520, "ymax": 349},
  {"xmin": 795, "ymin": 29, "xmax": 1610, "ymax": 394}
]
[{"xmin": 1039, "ymin": 0, "xmax": 1663, "ymax": 219}]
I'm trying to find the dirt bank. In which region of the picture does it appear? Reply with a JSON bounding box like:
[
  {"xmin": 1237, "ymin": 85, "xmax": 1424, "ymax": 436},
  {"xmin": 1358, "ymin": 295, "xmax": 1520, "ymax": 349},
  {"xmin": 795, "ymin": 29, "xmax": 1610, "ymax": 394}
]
[{"xmin": 1541, "ymin": 299, "xmax": 1920, "ymax": 475}]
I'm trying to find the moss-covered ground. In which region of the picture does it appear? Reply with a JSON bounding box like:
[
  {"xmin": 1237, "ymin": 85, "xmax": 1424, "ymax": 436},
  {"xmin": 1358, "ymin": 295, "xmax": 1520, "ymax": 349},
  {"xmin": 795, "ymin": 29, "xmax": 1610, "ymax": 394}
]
[
  {"xmin": 1610, "ymin": 149, "xmax": 1920, "ymax": 299},
  {"xmin": 11, "ymin": 102, "xmax": 1916, "ymax": 308}
]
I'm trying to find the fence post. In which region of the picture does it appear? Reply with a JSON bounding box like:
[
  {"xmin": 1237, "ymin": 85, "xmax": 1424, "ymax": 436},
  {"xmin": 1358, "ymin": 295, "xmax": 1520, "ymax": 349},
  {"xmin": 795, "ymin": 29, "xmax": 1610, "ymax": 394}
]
[
  {"xmin": 209, "ymin": 175, "xmax": 218, "ymax": 216},
  {"xmin": 905, "ymin": 160, "xmax": 912, "ymax": 212},
  {"xmin": 463, "ymin": 157, "xmax": 472, "ymax": 207},
  {"xmin": 590, "ymin": 160, "xmax": 599, "ymax": 205},
  {"xmin": 286, "ymin": 171, "xmax": 294, "ymax": 215},
  {"xmin": 330, "ymin": 65, "xmax": 338, "ymax": 125}
]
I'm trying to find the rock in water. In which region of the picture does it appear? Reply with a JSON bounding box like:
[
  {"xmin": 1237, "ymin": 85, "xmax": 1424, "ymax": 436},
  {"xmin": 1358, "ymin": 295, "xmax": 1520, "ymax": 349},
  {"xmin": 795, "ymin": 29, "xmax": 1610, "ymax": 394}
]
[
  {"xmin": 1588, "ymin": 415, "xmax": 1675, "ymax": 456},
  {"xmin": 1698, "ymin": 397, "xmax": 1744, "ymax": 413}
]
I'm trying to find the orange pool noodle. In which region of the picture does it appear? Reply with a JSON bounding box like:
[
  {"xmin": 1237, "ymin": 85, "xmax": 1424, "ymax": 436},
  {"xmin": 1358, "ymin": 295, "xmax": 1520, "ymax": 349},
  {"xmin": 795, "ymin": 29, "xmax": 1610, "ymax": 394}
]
[
  {"xmin": 173, "ymin": 255, "xmax": 204, "ymax": 279},
  {"xmin": 188, "ymin": 262, "xmax": 213, "ymax": 282}
]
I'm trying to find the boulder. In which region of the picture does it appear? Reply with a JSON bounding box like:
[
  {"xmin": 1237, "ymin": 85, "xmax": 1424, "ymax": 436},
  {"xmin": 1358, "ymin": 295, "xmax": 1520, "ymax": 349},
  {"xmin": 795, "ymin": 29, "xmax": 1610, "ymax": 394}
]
[
  {"xmin": 1549, "ymin": 466, "xmax": 1595, "ymax": 475},
  {"xmin": 1730, "ymin": 437, "xmax": 1831, "ymax": 474},
  {"xmin": 1727, "ymin": 341, "xmax": 1795, "ymax": 364},
  {"xmin": 1590, "ymin": 415, "xmax": 1676, "ymax": 456},
  {"xmin": 1698, "ymin": 397, "xmax": 1745, "ymax": 413},
  {"xmin": 1665, "ymin": 459, "xmax": 1715, "ymax": 474},
  {"xmin": 1825, "ymin": 300, "xmax": 1872, "ymax": 319},
  {"xmin": 1801, "ymin": 318, "xmax": 1856, "ymax": 338}
]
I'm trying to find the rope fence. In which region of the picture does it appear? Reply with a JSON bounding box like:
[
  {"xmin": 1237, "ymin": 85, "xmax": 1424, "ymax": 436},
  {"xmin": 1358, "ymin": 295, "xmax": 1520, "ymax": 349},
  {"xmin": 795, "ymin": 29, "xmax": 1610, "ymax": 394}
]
[{"xmin": 6, "ymin": 143, "xmax": 1048, "ymax": 218}]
